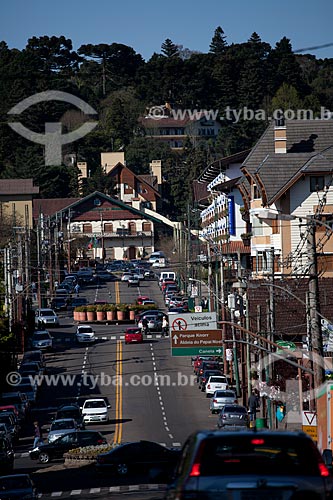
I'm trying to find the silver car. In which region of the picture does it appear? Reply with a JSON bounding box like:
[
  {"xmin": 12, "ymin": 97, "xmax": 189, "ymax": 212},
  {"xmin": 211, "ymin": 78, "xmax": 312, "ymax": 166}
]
[
  {"xmin": 35, "ymin": 308, "xmax": 59, "ymax": 327},
  {"xmin": 209, "ymin": 390, "xmax": 237, "ymax": 414},
  {"xmin": 47, "ymin": 418, "xmax": 77, "ymax": 443}
]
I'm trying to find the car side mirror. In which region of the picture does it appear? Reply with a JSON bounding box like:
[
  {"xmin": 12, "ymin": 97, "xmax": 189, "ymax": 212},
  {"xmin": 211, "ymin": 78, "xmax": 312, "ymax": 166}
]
[
  {"xmin": 80, "ymin": 407, "xmax": 83, "ymax": 410},
  {"xmin": 107, "ymin": 404, "xmax": 111, "ymax": 408},
  {"xmin": 323, "ymin": 449, "xmax": 333, "ymax": 469}
]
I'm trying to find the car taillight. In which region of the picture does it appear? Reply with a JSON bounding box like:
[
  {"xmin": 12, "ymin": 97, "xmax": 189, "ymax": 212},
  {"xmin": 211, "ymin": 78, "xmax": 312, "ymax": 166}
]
[
  {"xmin": 213, "ymin": 399, "xmax": 217, "ymax": 403},
  {"xmin": 189, "ymin": 463, "xmax": 200, "ymax": 476},
  {"xmin": 189, "ymin": 441, "xmax": 206, "ymax": 477},
  {"xmin": 221, "ymin": 414, "xmax": 227, "ymax": 419},
  {"xmin": 234, "ymin": 399, "xmax": 238, "ymax": 403},
  {"xmin": 319, "ymin": 462, "xmax": 330, "ymax": 477},
  {"xmin": 97, "ymin": 439, "xmax": 104, "ymax": 445},
  {"xmin": 97, "ymin": 456, "xmax": 106, "ymax": 463},
  {"xmin": 207, "ymin": 385, "xmax": 210, "ymax": 389}
]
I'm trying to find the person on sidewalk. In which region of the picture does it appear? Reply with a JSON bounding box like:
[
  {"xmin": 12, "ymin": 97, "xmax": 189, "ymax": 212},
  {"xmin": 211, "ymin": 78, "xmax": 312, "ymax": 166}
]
[
  {"xmin": 248, "ymin": 390, "xmax": 260, "ymax": 422},
  {"xmin": 33, "ymin": 421, "xmax": 43, "ymax": 449},
  {"xmin": 162, "ymin": 316, "xmax": 168, "ymax": 337}
]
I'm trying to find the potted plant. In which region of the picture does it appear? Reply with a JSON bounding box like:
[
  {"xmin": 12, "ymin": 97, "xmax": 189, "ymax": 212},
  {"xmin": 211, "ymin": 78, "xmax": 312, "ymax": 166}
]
[
  {"xmin": 86, "ymin": 305, "xmax": 96, "ymax": 321},
  {"xmin": 106, "ymin": 304, "xmax": 116, "ymax": 321},
  {"xmin": 75, "ymin": 306, "xmax": 87, "ymax": 322},
  {"xmin": 128, "ymin": 304, "xmax": 137, "ymax": 321},
  {"xmin": 116, "ymin": 304, "xmax": 128, "ymax": 321},
  {"xmin": 241, "ymin": 232, "xmax": 252, "ymax": 247},
  {"xmin": 96, "ymin": 304, "xmax": 106, "ymax": 321}
]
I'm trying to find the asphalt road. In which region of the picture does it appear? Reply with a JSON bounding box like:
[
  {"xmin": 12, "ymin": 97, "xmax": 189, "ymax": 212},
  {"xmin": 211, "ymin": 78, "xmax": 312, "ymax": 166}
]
[{"xmin": 11, "ymin": 274, "xmax": 216, "ymax": 498}]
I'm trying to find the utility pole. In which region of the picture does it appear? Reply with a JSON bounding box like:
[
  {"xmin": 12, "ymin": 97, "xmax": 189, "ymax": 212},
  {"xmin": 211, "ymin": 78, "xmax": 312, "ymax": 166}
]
[
  {"xmin": 37, "ymin": 217, "xmax": 42, "ymax": 308},
  {"xmin": 307, "ymin": 216, "xmax": 324, "ymax": 394}
]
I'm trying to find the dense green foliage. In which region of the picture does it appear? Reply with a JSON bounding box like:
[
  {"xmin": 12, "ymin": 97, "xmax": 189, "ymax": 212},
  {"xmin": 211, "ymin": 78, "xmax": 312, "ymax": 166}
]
[{"xmin": 1, "ymin": 30, "xmax": 333, "ymax": 218}]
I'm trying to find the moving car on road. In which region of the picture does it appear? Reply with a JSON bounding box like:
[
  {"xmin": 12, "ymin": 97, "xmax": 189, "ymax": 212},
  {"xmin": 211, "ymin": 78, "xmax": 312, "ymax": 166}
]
[
  {"xmin": 31, "ymin": 330, "xmax": 53, "ymax": 350},
  {"xmin": 96, "ymin": 440, "xmax": 180, "ymax": 478},
  {"xmin": 81, "ymin": 398, "xmax": 110, "ymax": 424},
  {"xmin": 209, "ymin": 390, "xmax": 238, "ymax": 414},
  {"xmin": 34, "ymin": 308, "xmax": 59, "ymax": 327},
  {"xmin": 75, "ymin": 325, "xmax": 96, "ymax": 343},
  {"xmin": 125, "ymin": 327, "xmax": 143, "ymax": 345},
  {"xmin": 30, "ymin": 430, "xmax": 107, "ymax": 463},
  {"xmin": 166, "ymin": 430, "xmax": 333, "ymax": 499},
  {"xmin": 54, "ymin": 404, "xmax": 85, "ymax": 429},
  {"xmin": 205, "ymin": 375, "xmax": 229, "ymax": 397}
]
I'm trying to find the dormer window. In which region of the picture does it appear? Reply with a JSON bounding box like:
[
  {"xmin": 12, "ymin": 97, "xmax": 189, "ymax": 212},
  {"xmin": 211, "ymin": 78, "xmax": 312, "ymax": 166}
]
[{"xmin": 310, "ymin": 176, "xmax": 325, "ymax": 192}]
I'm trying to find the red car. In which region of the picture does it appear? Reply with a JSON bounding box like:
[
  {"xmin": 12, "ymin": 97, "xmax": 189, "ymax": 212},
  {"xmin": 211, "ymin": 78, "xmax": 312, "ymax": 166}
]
[
  {"xmin": 136, "ymin": 296, "xmax": 150, "ymax": 305},
  {"xmin": 125, "ymin": 328, "xmax": 143, "ymax": 345}
]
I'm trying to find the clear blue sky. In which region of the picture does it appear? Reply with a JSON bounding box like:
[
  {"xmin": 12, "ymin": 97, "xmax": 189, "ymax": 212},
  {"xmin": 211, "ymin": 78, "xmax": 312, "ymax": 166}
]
[{"xmin": 2, "ymin": 0, "xmax": 333, "ymax": 60}]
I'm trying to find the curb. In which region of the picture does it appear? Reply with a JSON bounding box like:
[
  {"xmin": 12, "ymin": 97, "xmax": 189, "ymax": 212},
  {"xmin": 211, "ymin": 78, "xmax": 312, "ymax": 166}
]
[{"xmin": 38, "ymin": 484, "xmax": 167, "ymax": 498}]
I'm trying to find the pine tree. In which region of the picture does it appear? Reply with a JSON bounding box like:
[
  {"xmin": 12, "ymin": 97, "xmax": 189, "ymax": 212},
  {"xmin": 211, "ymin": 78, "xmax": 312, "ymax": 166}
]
[
  {"xmin": 209, "ymin": 27, "xmax": 227, "ymax": 55},
  {"xmin": 161, "ymin": 39, "xmax": 179, "ymax": 58}
]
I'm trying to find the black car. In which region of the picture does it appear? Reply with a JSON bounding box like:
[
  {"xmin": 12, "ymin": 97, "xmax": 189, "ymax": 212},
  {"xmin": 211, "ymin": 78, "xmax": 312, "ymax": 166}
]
[
  {"xmin": 29, "ymin": 430, "xmax": 107, "ymax": 463},
  {"xmin": 68, "ymin": 297, "xmax": 88, "ymax": 310},
  {"xmin": 0, "ymin": 435, "xmax": 14, "ymax": 474},
  {"xmin": 54, "ymin": 404, "xmax": 85, "ymax": 429},
  {"xmin": 96, "ymin": 440, "xmax": 180, "ymax": 478},
  {"xmin": 0, "ymin": 413, "xmax": 19, "ymax": 442},
  {"xmin": 166, "ymin": 430, "xmax": 333, "ymax": 500},
  {"xmin": 0, "ymin": 474, "xmax": 38, "ymax": 499},
  {"xmin": 50, "ymin": 298, "xmax": 68, "ymax": 311}
]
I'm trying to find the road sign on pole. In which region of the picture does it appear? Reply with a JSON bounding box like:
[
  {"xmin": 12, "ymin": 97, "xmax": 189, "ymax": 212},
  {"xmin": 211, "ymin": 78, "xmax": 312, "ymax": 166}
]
[
  {"xmin": 168, "ymin": 312, "xmax": 217, "ymax": 332},
  {"xmin": 171, "ymin": 329, "xmax": 223, "ymax": 357}
]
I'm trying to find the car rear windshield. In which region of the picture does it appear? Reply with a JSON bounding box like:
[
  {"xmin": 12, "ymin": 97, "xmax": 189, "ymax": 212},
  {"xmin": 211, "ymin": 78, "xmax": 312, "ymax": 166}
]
[
  {"xmin": 33, "ymin": 333, "xmax": 49, "ymax": 340},
  {"xmin": 198, "ymin": 435, "xmax": 321, "ymax": 476},
  {"xmin": 215, "ymin": 391, "xmax": 236, "ymax": 398},
  {"xmin": 57, "ymin": 410, "xmax": 79, "ymax": 419},
  {"xmin": 85, "ymin": 401, "xmax": 106, "ymax": 408},
  {"xmin": 223, "ymin": 406, "xmax": 246, "ymax": 413},
  {"xmin": 210, "ymin": 377, "xmax": 226, "ymax": 383},
  {"xmin": 78, "ymin": 327, "xmax": 93, "ymax": 333},
  {"xmin": 52, "ymin": 420, "xmax": 74, "ymax": 430},
  {"xmin": 40, "ymin": 310, "xmax": 55, "ymax": 316}
]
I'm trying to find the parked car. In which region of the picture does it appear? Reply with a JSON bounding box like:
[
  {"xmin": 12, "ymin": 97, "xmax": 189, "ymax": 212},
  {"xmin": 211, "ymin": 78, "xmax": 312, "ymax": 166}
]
[
  {"xmin": 47, "ymin": 418, "xmax": 78, "ymax": 443},
  {"xmin": 54, "ymin": 404, "xmax": 85, "ymax": 429},
  {"xmin": 22, "ymin": 350, "xmax": 45, "ymax": 370},
  {"xmin": 75, "ymin": 325, "xmax": 96, "ymax": 343},
  {"xmin": 50, "ymin": 298, "xmax": 68, "ymax": 311},
  {"xmin": 0, "ymin": 435, "xmax": 14, "ymax": 474},
  {"xmin": 29, "ymin": 430, "xmax": 107, "ymax": 463},
  {"xmin": 136, "ymin": 295, "xmax": 150, "ymax": 305},
  {"xmin": 125, "ymin": 327, "xmax": 143, "ymax": 345},
  {"xmin": 80, "ymin": 398, "xmax": 110, "ymax": 424},
  {"xmin": 166, "ymin": 430, "xmax": 333, "ymax": 500},
  {"xmin": 19, "ymin": 360, "xmax": 44, "ymax": 376},
  {"xmin": 96, "ymin": 440, "xmax": 180, "ymax": 478},
  {"xmin": 0, "ymin": 423, "xmax": 12, "ymax": 444},
  {"xmin": 0, "ymin": 413, "xmax": 19, "ymax": 442},
  {"xmin": 205, "ymin": 375, "xmax": 229, "ymax": 397},
  {"xmin": 196, "ymin": 361, "xmax": 221, "ymax": 380},
  {"xmin": 0, "ymin": 474, "xmax": 38, "ymax": 499},
  {"xmin": 16, "ymin": 382, "xmax": 37, "ymax": 405},
  {"xmin": 30, "ymin": 330, "xmax": 53, "ymax": 350},
  {"xmin": 198, "ymin": 370, "xmax": 223, "ymax": 391},
  {"xmin": 68, "ymin": 297, "xmax": 88, "ymax": 309},
  {"xmin": 0, "ymin": 393, "xmax": 29, "ymax": 421},
  {"xmin": 34, "ymin": 308, "xmax": 59, "ymax": 327},
  {"xmin": 121, "ymin": 272, "xmax": 132, "ymax": 282},
  {"xmin": 210, "ymin": 390, "xmax": 238, "ymax": 414},
  {"xmin": 217, "ymin": 404, "xmax": 249, "ymax": 428},
  {"xmin": 144, "ymin": 270, "xmax": 156, "ymax": 280}
]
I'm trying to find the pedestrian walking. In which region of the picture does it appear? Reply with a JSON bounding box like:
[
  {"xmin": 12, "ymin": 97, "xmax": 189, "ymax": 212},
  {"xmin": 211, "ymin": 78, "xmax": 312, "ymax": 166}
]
[
  {"xmin": 74, "ymin": 283, "xmax": 80, "ymax": 296},
  {"xmin": 33, "ymin": 421, "xmax": 43, "ymax": 448},
  {"xmin": 248, "ymin": 390, "xmax": 260, "ymax": 422},
  {"xmin": 162, "ymin": 316, "xmax": 168, "ymax": 337},
  {"xmin": 141, "ymin": 317, "xmax": 148, "ymax": 335}
]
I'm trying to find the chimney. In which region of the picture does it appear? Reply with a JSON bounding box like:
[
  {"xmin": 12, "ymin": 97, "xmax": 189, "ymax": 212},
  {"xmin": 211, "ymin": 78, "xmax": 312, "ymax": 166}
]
[{"xmin": 274, "ymin": 114, "xmax": 286, "ymax": 154}]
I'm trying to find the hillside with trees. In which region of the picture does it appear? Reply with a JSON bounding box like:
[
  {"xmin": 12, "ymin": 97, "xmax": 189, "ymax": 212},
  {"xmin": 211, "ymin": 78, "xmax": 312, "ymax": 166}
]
[{"xmin": 1, "ymin": 29, "xmax": 333, "ymax": 218}]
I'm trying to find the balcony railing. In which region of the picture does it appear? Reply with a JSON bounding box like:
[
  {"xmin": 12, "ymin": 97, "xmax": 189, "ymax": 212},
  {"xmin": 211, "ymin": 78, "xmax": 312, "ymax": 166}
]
[{"xmin": 71, "ymin": 231, "xmax": 152, "ymax": 238}]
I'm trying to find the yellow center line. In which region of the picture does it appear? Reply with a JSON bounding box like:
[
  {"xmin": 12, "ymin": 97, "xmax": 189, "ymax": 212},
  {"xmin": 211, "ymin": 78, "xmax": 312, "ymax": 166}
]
[{"xmin": 115, "ymin": 281, "xmax": 120, "ymax": 304}]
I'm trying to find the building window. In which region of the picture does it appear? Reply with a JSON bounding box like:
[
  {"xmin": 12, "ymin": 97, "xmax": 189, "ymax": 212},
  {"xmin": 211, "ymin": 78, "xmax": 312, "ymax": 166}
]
[
  {"xmin": 256, "ymin": 250, "xmax": 272, "ymax": 273},
  {"xmin": 129, "ymin": 222, "xmax": 136, "ymax": 234},
  {"xmin": 252, "ymin": 215, "xmax": 264, "ymax": 236},
  {"xmin": 104, "ymin": 223, "xmax": 113, "ymax": 233},
  {"xmin": 82, "ymin": 224, "xmax": 92, "ymax": 233},
  {"xmin": 142, "ymin": 222, "xmax": 151, "ymax": 232},
  {"xmin": 253, "ymin": 184, "xmax": 260, "ymax": 199},
  {"xmin": 310, "ymin": 176, "xmax": 325, "ymax": 192}
]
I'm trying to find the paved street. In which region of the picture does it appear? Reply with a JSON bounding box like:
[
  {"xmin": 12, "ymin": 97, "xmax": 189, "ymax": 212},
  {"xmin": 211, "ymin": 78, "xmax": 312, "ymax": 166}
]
[{"xmin": 11, "ymin": 275, "xmax": 216, "ymax": 497}]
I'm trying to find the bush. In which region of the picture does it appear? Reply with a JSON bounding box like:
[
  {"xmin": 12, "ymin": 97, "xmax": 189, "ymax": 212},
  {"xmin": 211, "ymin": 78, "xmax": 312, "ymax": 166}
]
[{"xmin": 86, "ymin": 305, "xmax": 97, "ymax": 313}]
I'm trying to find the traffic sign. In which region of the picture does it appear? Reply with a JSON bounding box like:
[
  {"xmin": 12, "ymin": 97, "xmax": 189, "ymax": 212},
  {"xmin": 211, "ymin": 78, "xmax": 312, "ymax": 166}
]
[
  {"xmin": 302, "ymin": 425, "xmax": 318, "ymax": 441},
  {"xmin": 171, "ymin": 329, "xmax": 222, "ymax": 357},
  {"xmin": 276, "ymin": 341, "xmax": 297, "ymax": 354},
  {"xmin": 168, "ymin": 312, "xmax": 217, "ymax": 331},
  {"xmin": 302, "ymin": 411, "xmax": 317, "ymax": 426},
  {"xmin": 171, "ymin": 346, "xmax": 223, "ymax": 357}
]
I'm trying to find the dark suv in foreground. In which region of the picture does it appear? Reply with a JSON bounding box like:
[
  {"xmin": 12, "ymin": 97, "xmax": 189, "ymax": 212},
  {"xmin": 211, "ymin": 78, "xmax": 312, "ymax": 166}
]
[{"xmin": 165, "ymin": 430, "xmax": 333, "ymax": 500}]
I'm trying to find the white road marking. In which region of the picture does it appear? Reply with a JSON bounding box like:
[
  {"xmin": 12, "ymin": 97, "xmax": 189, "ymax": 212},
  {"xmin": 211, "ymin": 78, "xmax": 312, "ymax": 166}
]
[
  {"xmin": 51, "ymin": 493, "xmax": 62, "ymax": 497},
  {"xmin": 89, "ymin": 488, "xmax": 101, "ymax": 493},
  {"xmin": 173, "ymin": 442, "xmax": 181, "ymax": 447},
  {"xmin": 70, "ymin": 490, "xmax": 82, "ymax": 495},
  {"xmin": 168, "ymin": 433, "xmax": 174, "ymax": 439}
]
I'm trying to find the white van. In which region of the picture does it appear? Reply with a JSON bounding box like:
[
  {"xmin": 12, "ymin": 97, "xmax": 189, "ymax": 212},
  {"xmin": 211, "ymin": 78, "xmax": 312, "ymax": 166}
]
[
  {"xmin": 159, "ymin": 271, "xmax": 176, "ymax": 283},
  {"xmin": 148, "ymin": 251, "xmax": 165, "ymax": 264}
]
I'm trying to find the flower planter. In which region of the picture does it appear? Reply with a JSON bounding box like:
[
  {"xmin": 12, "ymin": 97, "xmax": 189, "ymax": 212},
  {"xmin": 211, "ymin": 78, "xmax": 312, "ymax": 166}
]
[
  {"xmin": 87, "ymin": 311, "xmax": 96, "ymax": 322},
  {"xmin": 242, "ymin": 238, "xmax": 251, "ymax": 247},
  {"xmin": 129, "ymin": 310, "xmax": 135, "ymax": 320},
  {"xmin": 117, "ymin": 310, "xmax": 125, "ymax": 321},
  {"xmin": 106, "ymin": 310, "xmax": 116, "ymax": 321},
  {"xmin": 96, "ymin": 311, "xmax": 106, "ymax": 321},
  {"xmin": 78, "ymin": 312, "xmax": 87, "ymax": 322},
  {"xmin": 73, "ymin": 310, "xmax": 79, "ymax": 321}
]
